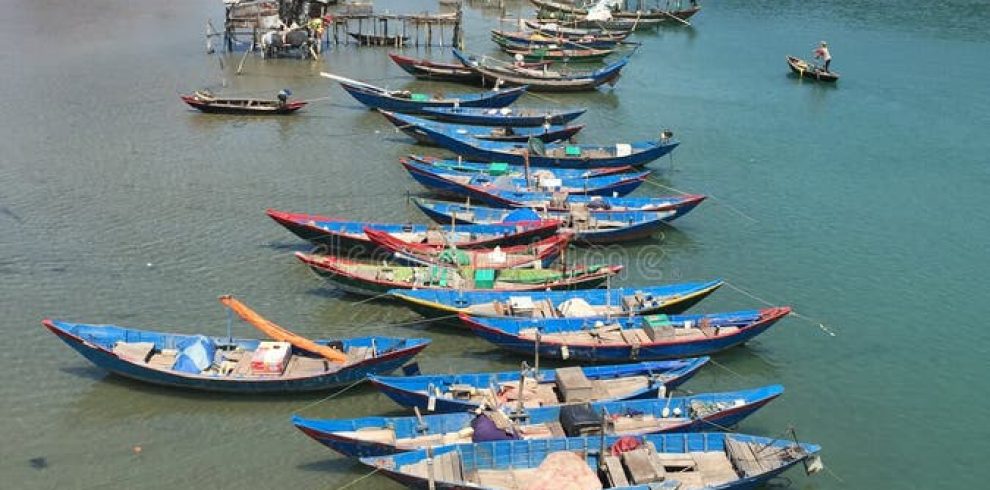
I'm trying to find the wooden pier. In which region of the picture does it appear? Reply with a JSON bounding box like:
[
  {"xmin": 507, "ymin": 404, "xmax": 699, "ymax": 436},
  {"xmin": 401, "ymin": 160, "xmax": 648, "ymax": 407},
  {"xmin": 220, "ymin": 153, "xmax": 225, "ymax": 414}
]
[{"xmin": 327, "ymin": 4, "xmax": 464, "ymax": 48}]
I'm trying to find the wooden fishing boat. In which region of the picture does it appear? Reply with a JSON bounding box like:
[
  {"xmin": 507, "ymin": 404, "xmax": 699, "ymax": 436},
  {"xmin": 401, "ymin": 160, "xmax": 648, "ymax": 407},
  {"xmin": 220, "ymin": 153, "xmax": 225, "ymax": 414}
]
[
  {"xmin": 365, "ymin": 229, "xmax": 573, "ymax": 269},
  {"xmin": 420, "ymin": 106, "xmax": 587, "ymax": 126},
  {"xmin": 387, "ymin": 280, "xmax": 725, "ymax": 321},
  {"xmin": 413, "ymin": 199, "xmax": 680, "ymax": 244},
  {"xmin": 349, "ymin": 32, "xmax": 408, "ymax": 46},
  {"xmin": 523, "ymin": 19, "xmax": 630, "ymax": 38},
  {"xmin": 389, "ymin": 53, "xmax": 552, "ymax": 84},
  {"xmin": 42, "ymin": 297, "xmax": 429, "ymax": 393},
  {"xmin": 367, "ymin": 359, "xmax": 709, "ymax": 413},
  {"xmin": 491, "ymin": 29, "xmax": 626, "ymax": 49},
  {"xmin": 406, "ymin": 155, "xmax": 639, "ymax": 179},
  {"xmin": 400, "ymin": 157, "xmax": 693, "ymax": 211},
  {"xmin": 462, "ymin": 308, "xmax": 791, "ymax": 362},
  {"xmin": 454, "ymin": 49, "xmax": 629, "ymax": 92},
  {"xmin": 533, "ymin": 0, "xmax": 702, "ymax": 24},
  {"xmin": 320, "ymin": 72, "xmax": 527, "ymax": 113},
  {"xmin": 500, "ymin": 44, "xmax": 615, "ymax": 62},
  {"xmin": 291, "ymin": 385, "xmax": 783, "ymax": 458},
  {"xmin": 379, "ymin": 110, "xmax": 584, "ymax": 145},
  {"xmin": 394, "ymin": 116, "xmax": 679, "ymax": 168},
  {"xmin": 265, "ymin": 209, "xmax": 561, "ymax": 256},
  {"xmin": 359, "ymin": 432, "xmax": 822, "ymax": 489},
  {"xmin": 786, "ymin": 55, "xmax": 840, "ymax": 82},
  {"xmin": 180, "ymin": 92, "xmax": 306, "ymax": 115},
  {"xmin": 399, "ymin": 158, "xmax": 650, "ymax": 198},
  {"xmin": 294, "ymin": 252, "xmax": 623, "ymax": 297},
  {"xmin": 538, "ymin": 12, "xmax": 664, "ymax": 31}
]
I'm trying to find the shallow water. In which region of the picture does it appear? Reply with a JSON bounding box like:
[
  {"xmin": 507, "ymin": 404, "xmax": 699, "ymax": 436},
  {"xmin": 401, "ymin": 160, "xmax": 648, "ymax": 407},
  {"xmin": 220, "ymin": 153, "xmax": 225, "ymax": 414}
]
[{"xmin": 2, "ymin": 0, "xmax": 989, "ymax": 488}]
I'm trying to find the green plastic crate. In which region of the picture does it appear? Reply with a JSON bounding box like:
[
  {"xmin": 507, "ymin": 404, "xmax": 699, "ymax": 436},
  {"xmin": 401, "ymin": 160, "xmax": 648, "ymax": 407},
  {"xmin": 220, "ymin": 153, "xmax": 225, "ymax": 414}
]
[
  {"xmin": 488, "ymin": 162, "xmax": 509, "ymax": 176},
  {"xmin": 565, "ymin": 146, "xmax": 582, "ymax": 156},
  {"xmin": 643, "ymin": 314, "xmax": 673, "ymax": 328},
  {"xmin": 410, "ymin": 93, "xmax": 430, "ymax": 102},
  {"xmin": 474, "ymin": 268, "xmax": 496, "ymax": 289}
]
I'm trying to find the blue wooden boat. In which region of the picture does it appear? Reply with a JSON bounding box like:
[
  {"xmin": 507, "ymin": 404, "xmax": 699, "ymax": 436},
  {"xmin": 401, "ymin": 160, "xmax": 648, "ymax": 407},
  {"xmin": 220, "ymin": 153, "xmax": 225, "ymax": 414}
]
[
  {"xmin": 453, "ymin": 49, "xmax": 630, "ymax": 92},
  {"xmin": 387, "ymin": 280, "xmax": 724, "ymax": 322},
  {"xmin": 380, "ymin": 110, "xmax": 584, "ymax": 145},
  {"xmin": 358, "ymin": 432, "xmax": 822, "ymax": 489},
  {"xmin": 42, "ymin": 313, "xmax": 430, "ymax": 394},
  {"xmin": 320, "ymin": 72, "xmax": 527, "ymax": 114},
  {"xmin": 406, "ymin": 155, "xmax": 637, "ymax": 179},
  {"xmin": 461, "ymin": 308, "xmax": 792, "ymax": 362},
  {"xmin": 368, "ymin": 359, "xmax": 709, "ymax": 413},
  {"xmin": 490, "ymin": 29, "xmax": 625, "ymax": 49},
  {"xmin": 265, "ymin": 209, "xmax": 561, "ymax": 256},
  {"xmin": 420, "ymin": 106, "xmax": 586, "ymax": 126},
  {"xmin": 413, "ymin": 199, "xmax": 677, "ymax": 244},
  {"xmin": 291, "ymin": 385, "xmax": 783, "ymax": 458},
  {"xmin": 395, "ymin": 116, "xmax": 679, "ymax": 168},
  {"xmin": 400, "ymin": 158, "xmax": 650, "ymax": 199},
  {"xmin": 294, "ymin": 252, "xmax": 623, "ymax": 297}
]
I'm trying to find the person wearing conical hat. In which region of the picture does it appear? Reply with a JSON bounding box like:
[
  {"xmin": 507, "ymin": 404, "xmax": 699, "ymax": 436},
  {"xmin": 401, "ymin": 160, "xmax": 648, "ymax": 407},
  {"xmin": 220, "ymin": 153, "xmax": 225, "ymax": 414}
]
[{"xmin": 813, "ymin": 40, "xmax": 832, "ymax": 72}]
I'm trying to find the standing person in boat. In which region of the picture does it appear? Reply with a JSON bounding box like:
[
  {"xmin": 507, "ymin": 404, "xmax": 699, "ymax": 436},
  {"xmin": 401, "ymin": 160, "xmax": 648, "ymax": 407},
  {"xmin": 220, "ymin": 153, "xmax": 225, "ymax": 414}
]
[{"xmin": 813, "ymin": 41, "xmax": 832, "ymax": 72}]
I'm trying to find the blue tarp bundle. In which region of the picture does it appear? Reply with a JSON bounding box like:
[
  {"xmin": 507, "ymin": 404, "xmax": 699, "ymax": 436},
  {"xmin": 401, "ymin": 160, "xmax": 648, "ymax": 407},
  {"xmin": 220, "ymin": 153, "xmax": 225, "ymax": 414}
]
[
  {"xmin": 172, "ymin": 335, "xmax": 216, "ymax": 374},
  {"xmin": 503, "ymin": 208, "xmax": 541, "ymax": 223}
]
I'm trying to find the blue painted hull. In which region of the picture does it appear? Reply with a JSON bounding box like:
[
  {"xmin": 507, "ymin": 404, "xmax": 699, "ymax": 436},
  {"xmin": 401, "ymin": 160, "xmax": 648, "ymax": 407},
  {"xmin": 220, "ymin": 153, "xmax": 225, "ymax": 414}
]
[
  {"xmin": 420, "ymin": 106, "xmax": 586, "ymax": 126},
  {"xmin": 291, "ymin": 385, "xmax": 783, "ymax": 458},
  {"xmin": 413, "ymin": 199, "xmax": 676, "ymax": 244},
  {"xmin": 462, "ymin": 308, "xmax": 791, "ymax": 362},
  {"xmin": 387, "ymin": 111, "xmax": 679, "ymax": 168},
  {"xmin": 359, "ymin": 432, "xmax": 822, "ymax": 490},
  {"xmin": 338, "ymin": 82, "xmax": 526, "ymax": 114},
  {"xmin": 367, "ymin": 359, "xmax": 708, "ymax": 413},
  {"xmin": 44, "ymin": 320, "xmax": 429, "ymax": 394},
  {"xmin": 401, "ymin": 160, "xmax": 649, "ymax": 202},
  {"xmin": 380, "ymin": 111, "xmax": 583, "ymax": 145},
  {"xmin": 387, "ymin": 280, "xmax": 724, "ymax": 321}
]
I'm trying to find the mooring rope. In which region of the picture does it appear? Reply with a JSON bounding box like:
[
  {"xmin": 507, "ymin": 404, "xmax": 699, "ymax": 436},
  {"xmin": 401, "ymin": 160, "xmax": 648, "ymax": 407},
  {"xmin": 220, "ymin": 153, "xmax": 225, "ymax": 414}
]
[
  {"xmin": 292, "ymin": 377, "xmax": 367, "ymax": 414},
  {"xmin": 642, "ymin": 178, "xmax": 759, "ymax": 223},
  {"xmin": 723, "ymin": 281, "xmax": 837, "ymax": 337},
  {"xmin": 335, "ymin": 466, "xmax": 383, "ymax": 490}
]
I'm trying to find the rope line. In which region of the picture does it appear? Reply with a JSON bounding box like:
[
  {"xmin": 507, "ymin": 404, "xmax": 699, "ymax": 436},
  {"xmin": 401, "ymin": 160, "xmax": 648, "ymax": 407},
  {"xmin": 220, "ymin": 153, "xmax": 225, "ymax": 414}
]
[
  {"xmin": 336, "ymin": 466, "xmax": 383, "ymax": 490},
  {"xmin": 292, "ymin": 378, "xmax": 367, "ymax": 414},
  {"xmin": 724, "ymin": 281, "xmax": 837, "ymax": 337}
]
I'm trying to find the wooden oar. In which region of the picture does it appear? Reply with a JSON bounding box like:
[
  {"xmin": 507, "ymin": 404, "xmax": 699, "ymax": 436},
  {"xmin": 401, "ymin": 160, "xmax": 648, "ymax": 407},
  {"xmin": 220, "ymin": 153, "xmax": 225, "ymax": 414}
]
[
  {"xmin": 662, "ymin": 10, "xmax": 692, "ymax": 27},
  {"xmin": 219, "ymin": 295, "xmax": 347, "ymax": 363}
]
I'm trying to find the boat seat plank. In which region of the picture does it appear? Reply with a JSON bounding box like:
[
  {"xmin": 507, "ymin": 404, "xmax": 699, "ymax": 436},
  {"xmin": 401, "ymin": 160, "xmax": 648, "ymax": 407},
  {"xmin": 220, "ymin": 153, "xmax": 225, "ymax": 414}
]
[
  {"xmin": 113, "ymin": 342, "xmax": 155, "ymax": 362},
  {"xmin": 621, "ymin": 447, "xmax": 666, "ymax": 484},
  {"xmin": 602, "ymin": 454, "xmax": 630, "ymax": 487}
]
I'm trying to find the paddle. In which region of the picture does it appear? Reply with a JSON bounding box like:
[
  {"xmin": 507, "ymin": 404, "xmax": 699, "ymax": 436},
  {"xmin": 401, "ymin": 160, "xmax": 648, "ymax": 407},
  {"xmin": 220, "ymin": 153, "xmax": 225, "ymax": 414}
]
[
  {"xmin": 319, "ymin": 72, "xmax": 387, "ymax": 93},
  {"xmin": 661, "ymin": 10, "xmax": 692, "ymax": 27}
]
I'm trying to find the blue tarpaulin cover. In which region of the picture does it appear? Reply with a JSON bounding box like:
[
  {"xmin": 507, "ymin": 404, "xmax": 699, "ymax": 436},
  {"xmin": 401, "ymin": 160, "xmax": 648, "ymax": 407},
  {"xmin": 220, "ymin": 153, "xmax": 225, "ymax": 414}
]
[
  {"xmin": 172, "ymin": 335, "xmax": 216, "ymax": 374},
  {"xmin": 503, "ymin": 208, "xmax": 541, "ymax": 223}
]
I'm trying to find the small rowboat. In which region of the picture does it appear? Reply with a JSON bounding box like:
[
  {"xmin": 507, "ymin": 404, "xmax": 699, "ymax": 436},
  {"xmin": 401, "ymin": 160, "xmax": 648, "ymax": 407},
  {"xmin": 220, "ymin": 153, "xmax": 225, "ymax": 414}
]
[
  {"xmin": 265, "ymin": 209, "xmax": 560, "ymax": 256},
  {"xmin": 379, "ymin": 110, "xmax": 584, "ymax": 145},
  {"xmin": 405, "ymin": 155, "xmax": 638, "ymax": 179},
  {"xmin": 42, "ymin": 297, "xmax": 429, "ymax": 393},
  {"xmin": 420, "ymin": 106, "xmax": 586, "ymax": 127},
  {"xmin": 387, "ymin": 280, "xmax": 725, "ymax": 321},
  {"xmin": 786, "ymin": 55, "xmax": 840, "ymax": 82},
  {"xmin": 320, "ymin": 72, "xmax": 527, "ymax": 113},
  {"xmin": 348, "ymin": 32, "xmax": 408, "ymax": 46},
  {"xmin": 291, "ymin": 385, "xmax": 783, "ymax": 458},
  {"xmin": 180, "ymin": 92, "xmax": 306, "ymax": 115},
  {"xmin": 399, "ymin": 158, "xmax": 650, "ymax": 198},
  {"xmin": 462, "ymin": 308, "xmax": 792, "ymax": 362},
  {"xmin": 360, "ymin": 432, "xmax": 822, "ymax": 490},
  {"xmin": 413, "ymin": 199, "xmax": 681, "ymax": 244},
  {"xmin": 368, "ymin": 359, "xmax": 709, "ymax": 413},
  {"xmin": 533, "ymin": 0, "xmax": 702, "ymax": 24},
  {"xmin": 294, "ymin": 252, "xmax": 623, "ymax": 297},
  {"xmin": 365, "ymin": 229, "xmax": 573, "ymax": 269}
]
